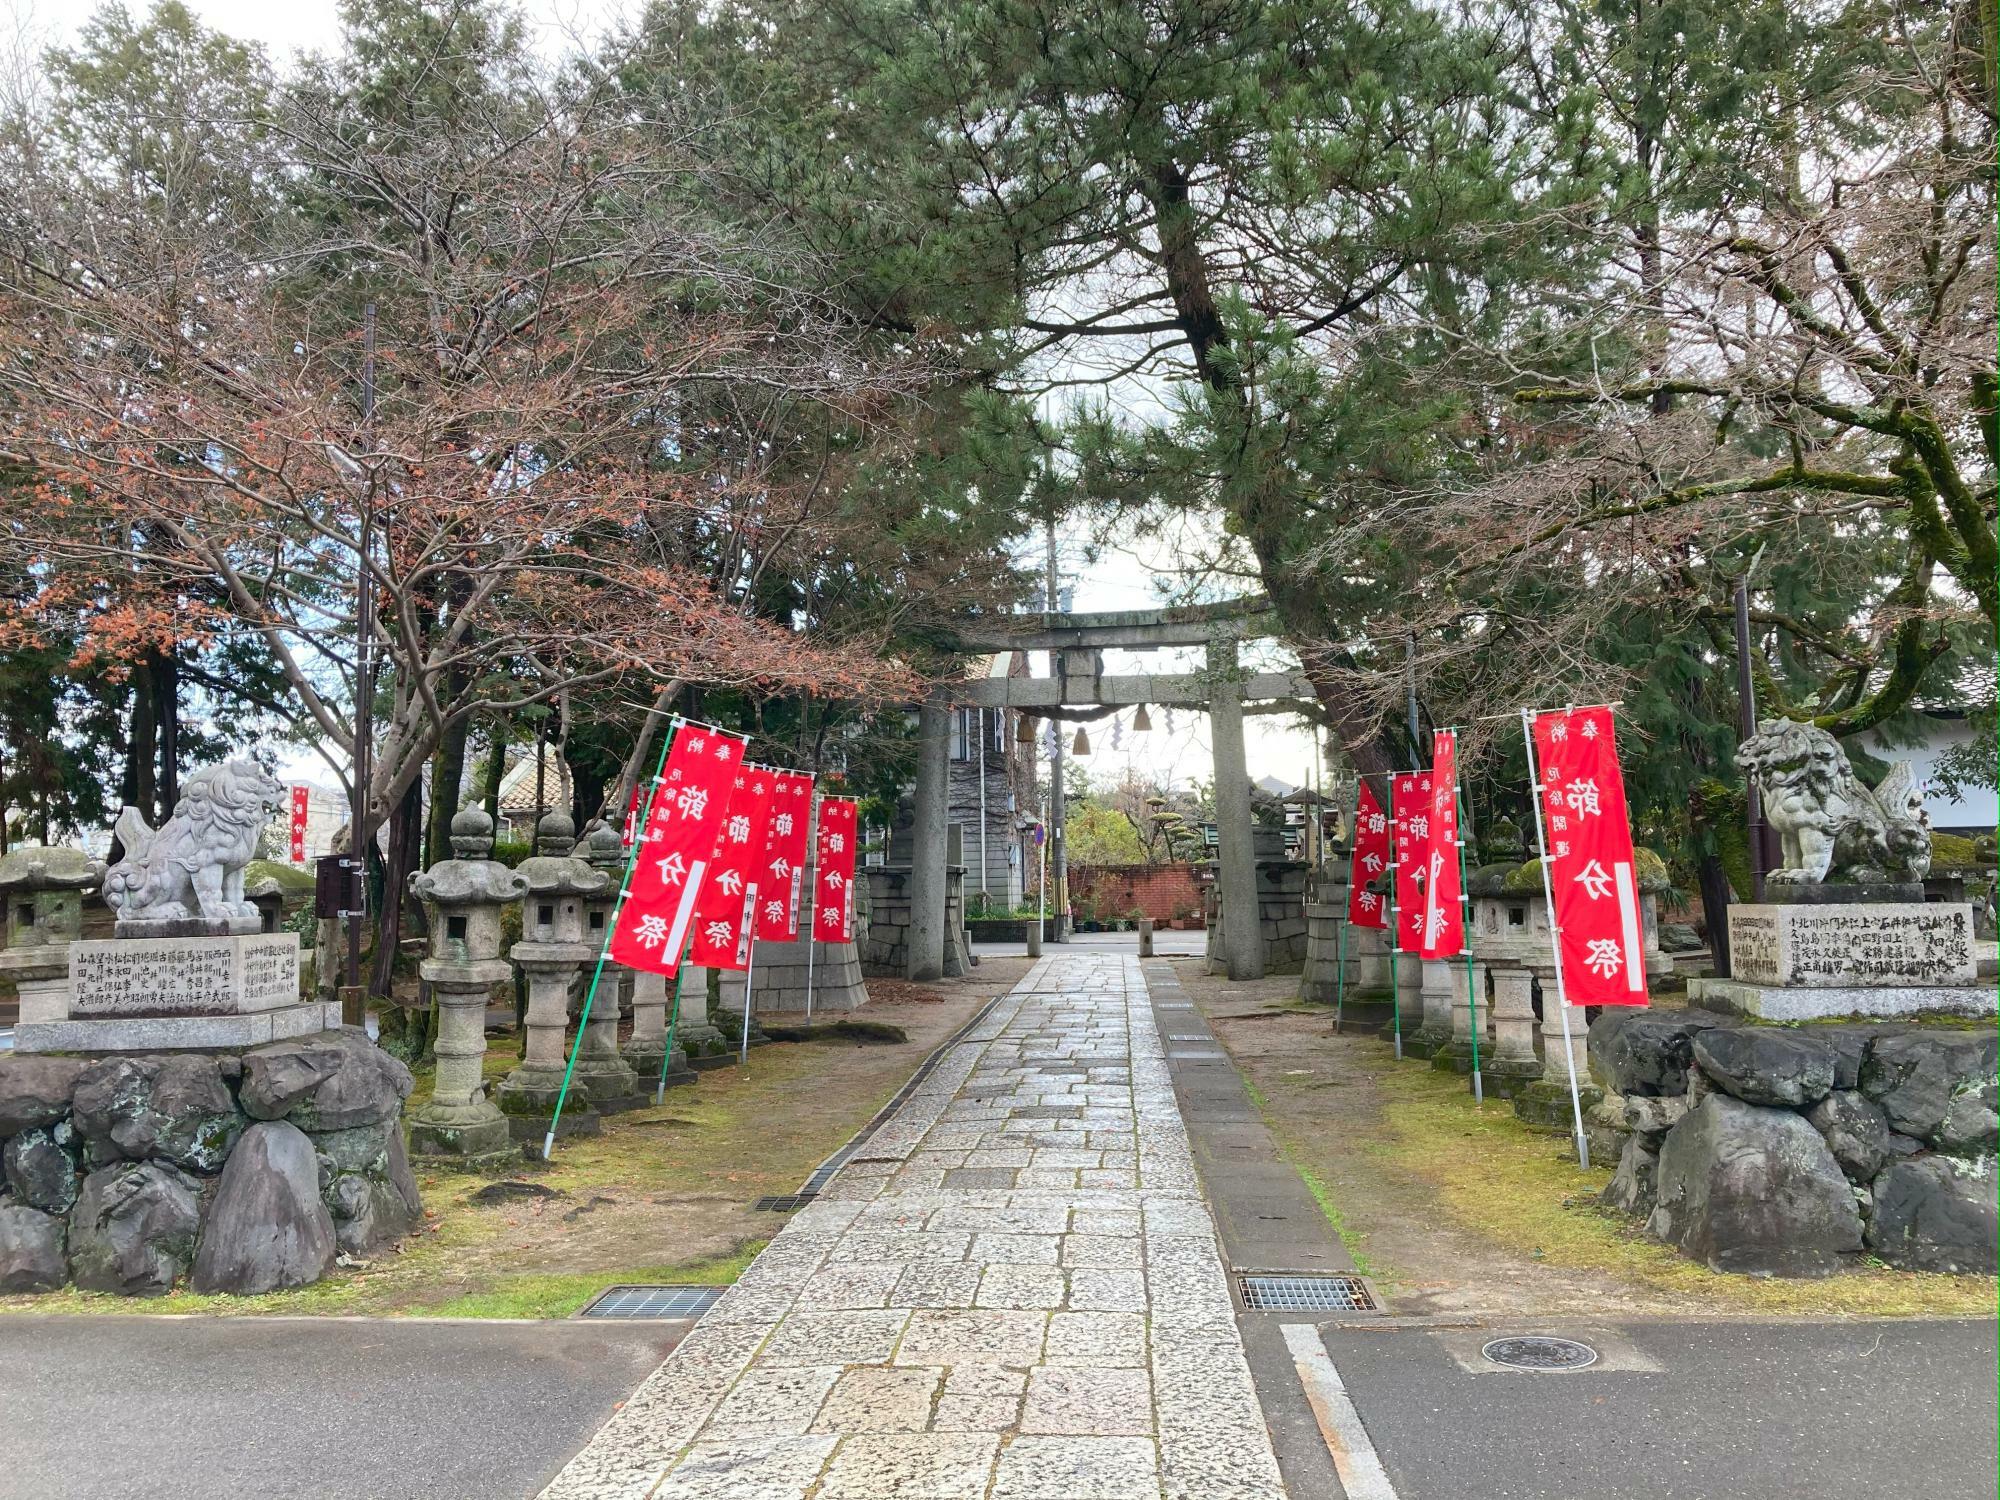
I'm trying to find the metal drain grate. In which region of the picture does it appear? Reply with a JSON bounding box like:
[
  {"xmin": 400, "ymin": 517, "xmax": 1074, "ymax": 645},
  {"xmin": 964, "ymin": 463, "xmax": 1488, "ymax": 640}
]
[
  {"xmin": 752, "ymin": 1191, "xmax": 818, "ymax": 1212},
  {"xmin": 580, "ymin": 1285, "xmax": 722, "ymax": 1320},
  {"xmin": 1237, "ymin": 1274, "xmax": 1375, "ymax": 1311},
  {"xmin": 1482, "ymin": 1335, "xmax": 1599, "ymax": 1371},
  {"xmin": 1165, "ymin": 1033, "xmax": 1211, "ymax": 1042},
  {"xmin": 1168, "ymin": 1048, "xmax": 1227, "ymax": 1061}
]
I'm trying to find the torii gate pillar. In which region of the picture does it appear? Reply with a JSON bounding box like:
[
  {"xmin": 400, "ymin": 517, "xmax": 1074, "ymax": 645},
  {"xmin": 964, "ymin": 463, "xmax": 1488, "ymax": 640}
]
[
  {"xmin": 1208, "ymin": 640, "xmax": 1263, "ymax": 980},
  {"xmin": 908, "ymin": 694, "xmax": 951, "ymax": 982}
]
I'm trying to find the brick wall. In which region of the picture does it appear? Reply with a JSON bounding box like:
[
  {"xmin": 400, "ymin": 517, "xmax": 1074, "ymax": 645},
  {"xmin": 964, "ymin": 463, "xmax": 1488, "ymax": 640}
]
[{"xmin": 1068, "ymin": 862, "xmax": 1206, "ymax": 925}]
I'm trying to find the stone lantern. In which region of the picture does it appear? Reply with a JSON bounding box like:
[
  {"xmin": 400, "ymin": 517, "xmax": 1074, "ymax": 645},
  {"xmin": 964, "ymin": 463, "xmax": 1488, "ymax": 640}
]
[
  {"xmin": 0, "ymin": 845, "xmax": 105, "ymax": 1030},
  {"xmin": 496, "ymin": 813, "xmax": 608, "ymax": 1139},
  {"xmin": 408, "ymin": 808, "xmax": 526, "ymax": 1165},
  {"xmin": 567, "ymin": 823, "xmax": 645, "ymax": 1113}
]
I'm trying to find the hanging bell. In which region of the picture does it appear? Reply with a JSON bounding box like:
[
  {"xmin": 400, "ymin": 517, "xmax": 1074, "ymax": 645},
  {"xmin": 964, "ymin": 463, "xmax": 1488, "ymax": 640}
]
[
  {"xmin": 1072, "ymin": 725, "xmax": 1091, "ymax": 755},
  {"xmin": 1131, "ymin": 704, "xmax": 1152, "ymax": 733}
]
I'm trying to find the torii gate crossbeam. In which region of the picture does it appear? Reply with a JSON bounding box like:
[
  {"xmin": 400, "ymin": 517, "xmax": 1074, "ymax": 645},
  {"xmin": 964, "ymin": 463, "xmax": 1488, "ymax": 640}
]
[{"xmin": 905, "ymin": 599, "xmax": 1312, "ymax": 984}]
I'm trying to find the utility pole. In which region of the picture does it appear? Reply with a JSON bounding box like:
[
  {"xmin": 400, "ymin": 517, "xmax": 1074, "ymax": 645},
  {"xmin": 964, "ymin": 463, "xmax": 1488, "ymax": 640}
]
[
  {"xmin": 345, "ymin": 302, "xmax": 377, "ymax": 1008},
  {"xmin": 1046, "ymin": 520, "xmax": 1069, "ymax": 943},
  {"xmin": 1404, "ymin": 634, "xmax": 1421, "ymax": 753}
]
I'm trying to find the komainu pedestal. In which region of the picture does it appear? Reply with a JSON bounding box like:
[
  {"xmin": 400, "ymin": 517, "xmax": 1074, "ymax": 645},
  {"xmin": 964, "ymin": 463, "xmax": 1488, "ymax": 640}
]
[
  {"xmin": 1693, "ymin": 901, "xmax": 1988, "ymax": 1020},
  {"xmin": 15, "ymin": 931, "xmax": 321, "ymax": 1054}
]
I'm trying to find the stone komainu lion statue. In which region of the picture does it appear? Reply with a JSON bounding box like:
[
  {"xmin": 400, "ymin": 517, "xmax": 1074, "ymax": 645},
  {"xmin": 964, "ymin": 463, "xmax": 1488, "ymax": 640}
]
[
  {"xmin": 105, "ymin": 759, "xmax": 288, "ymax": 927},
  {"xmin": 1736, "ymin": 718, "xmax": 1931, "ymax": 886}
]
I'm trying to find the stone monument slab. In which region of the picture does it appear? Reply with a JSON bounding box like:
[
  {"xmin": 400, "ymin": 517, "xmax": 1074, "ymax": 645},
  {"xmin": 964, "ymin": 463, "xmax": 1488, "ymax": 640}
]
[
  {"xmin": 1729, "ymin": 902, "xmax": 1976, "ymax": 988},
  {"xmin": 13, "ymin": 932, "xmax": 331, "ymax": 1054},
  {"xmin": 69, "ymin": 933, "xmax": 302, "ymax": 1017}
]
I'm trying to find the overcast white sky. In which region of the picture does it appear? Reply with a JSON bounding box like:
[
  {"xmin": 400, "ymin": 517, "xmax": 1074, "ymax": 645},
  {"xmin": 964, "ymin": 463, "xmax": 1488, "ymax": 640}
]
[{"xmin": 9, "ymin": 0, "xmax": 1326, "ymax": 797}]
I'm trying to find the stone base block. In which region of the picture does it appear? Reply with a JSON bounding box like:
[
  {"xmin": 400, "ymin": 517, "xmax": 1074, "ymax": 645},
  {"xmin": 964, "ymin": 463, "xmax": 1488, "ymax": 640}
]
[
  {"xmin": 1431, "ymin": 1040, "xmax": 1488, "ymax": 1076},
  {"xmin": 1513, "ymin": 1077, "xmax": 1604, "ymax": 1130},
  {"xmin": 407, "ymin": 1109, "xmax": 516, "ymax": 1170},
  {"xmin": 1480, "ymin": 1057, "xmax": 1546, "ymax": 1100},
  {"xmin": 623, "ymin": 1042, "xmax": 695, "ymax": 1091},
  {"xmin": 1689, "ymin": 976, "xmax": 1995, "ymax": 1022},
  {"xmin": 674, "ymin": 1022, "xmax": 730, "ymax": 1059},
  {"xmin": 1327, "ymin": 999, "xmax": 1397, "ymax": 1034},
  {"xmin": 1401, "ymin": 1026, "xmax": 1452, "ymax": 1061},
  {"xmin": 495, "ymin": 1067, "xmax": 602, "ymax": 1140},
  {"xmin": 13, "ymin": 1002, "xmax": 338, "ymax": 1055},
  {"xmin": 688, "ymin": 1053, "xmax": 737, "ymax": 1072}
]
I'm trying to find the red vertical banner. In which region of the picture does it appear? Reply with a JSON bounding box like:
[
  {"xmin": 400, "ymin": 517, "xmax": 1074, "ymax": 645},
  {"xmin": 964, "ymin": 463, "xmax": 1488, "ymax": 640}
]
[
  {"xmin": 619, "ymin": 780, "xmax": 644, "ymax": 850},
  {"xmin": 1530, "ymin": 706, "xmax": 1649, "ymax": 1006},
  {"xmin": 1390, "ymin": 771, "xmax": 1430, "ymax": 954},
  {"xmin": 755, "ymin": 771, "xmax": 816, "ymax": 941},
  {"xmin": 288, "ymin": 786, "xmax": 310, "ymax": 864},
  {"xmin": 608, "ymin": 726, "xmax": 747, "ymax": 975},
  {"xmin": 1419, "ymin": 731, "xmax": 1467, "ymax": 959},
  {"xmin": 812, "ymin": 797, "xmax": 861, "ymax": 942},
  {"xmin": 1347, "ymin": 780, "xmax": 1389, "ymax": 929},
  {"xmin": 688, "ymin": 766, "xmax": 773, "ymax": 971}
]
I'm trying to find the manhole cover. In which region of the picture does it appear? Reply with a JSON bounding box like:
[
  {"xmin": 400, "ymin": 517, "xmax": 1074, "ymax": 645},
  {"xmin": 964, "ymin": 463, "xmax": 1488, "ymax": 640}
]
[
  {"xmin": 579, "ymin": 1285, "xmax": 722, "ymax": 1320},
  {"xmin": 1482, "ymin": 1335, "xmax": 1599, "ymax": 1371},
  {"xmin": 1237, "ymin": 1274, "xmax": 1375, "ymax": 1311}
]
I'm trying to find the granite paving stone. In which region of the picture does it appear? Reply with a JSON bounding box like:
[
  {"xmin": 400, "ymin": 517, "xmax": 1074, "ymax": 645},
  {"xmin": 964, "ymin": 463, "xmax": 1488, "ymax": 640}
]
[{"xmin": 540, "ymin": 953, "xmax": 1287, "ymax": 1500}]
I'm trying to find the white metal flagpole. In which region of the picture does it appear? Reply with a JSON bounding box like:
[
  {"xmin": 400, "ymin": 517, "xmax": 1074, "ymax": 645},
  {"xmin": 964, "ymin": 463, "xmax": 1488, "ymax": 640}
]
[
  {"xmin": 738, "ymin": 933, "xmax": 757, "ymax": 1066},
  {"xmin": 1520, "ymin": 707, "xmax": 1590, "ymax": 1169},
  {"xmin": 803, "ymin": 934, "xmax": 818, "ymax": 1021}
]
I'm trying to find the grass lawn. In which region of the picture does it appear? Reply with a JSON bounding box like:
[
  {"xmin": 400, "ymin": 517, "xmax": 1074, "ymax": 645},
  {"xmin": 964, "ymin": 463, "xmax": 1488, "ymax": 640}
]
[
  {"xmin": 1185, "ymin": 961, "xmax": 1998, "ymax": 1322},
  {"xmin": 0, "ymin": 972, "xmax": 1012, "ymax": 1321}
]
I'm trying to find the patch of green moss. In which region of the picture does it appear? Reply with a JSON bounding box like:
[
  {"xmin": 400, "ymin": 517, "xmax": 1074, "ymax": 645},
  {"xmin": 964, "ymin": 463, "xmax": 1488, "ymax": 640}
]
[
  {"xmin": 419, "ymin": 1242, "xmax": 765, "ymax": 1320},
  {"xmin": 1931, "ymin": 833, "xmax": 1985, "ymax": 871}
]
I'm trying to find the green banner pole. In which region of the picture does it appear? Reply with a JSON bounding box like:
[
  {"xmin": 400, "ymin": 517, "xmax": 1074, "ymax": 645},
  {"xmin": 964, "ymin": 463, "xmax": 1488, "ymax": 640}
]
[
  {"xmin": 1333, "ymin": 916, "xmax": 1348, "ymax": 1035},
  {"xmin": 1453, "ymin": 763, "xmax": 1484, "ymax": 1105},
  {"xmin": 656, "ymin": 954, "xmax": 688, "ymax": 1106},
  {"xmin": 544, "ymin": 717, "xmax": 682, "ymax": 1159},
  {"xmin": 1334, "ymin": 776, "xmax": 1358, "ymax": 1035}
]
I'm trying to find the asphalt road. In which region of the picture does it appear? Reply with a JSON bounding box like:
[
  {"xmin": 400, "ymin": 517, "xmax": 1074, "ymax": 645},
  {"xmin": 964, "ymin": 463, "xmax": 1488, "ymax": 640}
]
[
  {"xmin": 1317, "ymin": 1315, "xmax": 1998, "ymax": 1500},
  {"xmin": 0, "ymin": 1315, "xmax": 681, "ymax": 1500}
]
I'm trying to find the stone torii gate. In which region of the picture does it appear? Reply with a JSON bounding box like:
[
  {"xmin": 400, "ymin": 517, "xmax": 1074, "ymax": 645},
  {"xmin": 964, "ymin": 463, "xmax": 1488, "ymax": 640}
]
[{"xmin": 904, "ymin": 597, "xmax": 1313, "ymax": 982}]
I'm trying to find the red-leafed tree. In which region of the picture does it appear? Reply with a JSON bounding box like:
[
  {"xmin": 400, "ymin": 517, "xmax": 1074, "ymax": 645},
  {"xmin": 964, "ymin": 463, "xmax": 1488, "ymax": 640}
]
[{"xmin": 0, "ymin": 0, "xmax": 942, "ymax": 986}]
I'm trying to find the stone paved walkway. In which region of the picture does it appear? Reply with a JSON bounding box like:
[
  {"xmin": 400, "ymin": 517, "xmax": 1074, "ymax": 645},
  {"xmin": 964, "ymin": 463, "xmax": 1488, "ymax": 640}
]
[{"xmin": 544, "ymin": 953, "xmax": 1288, "ymax": 1500}]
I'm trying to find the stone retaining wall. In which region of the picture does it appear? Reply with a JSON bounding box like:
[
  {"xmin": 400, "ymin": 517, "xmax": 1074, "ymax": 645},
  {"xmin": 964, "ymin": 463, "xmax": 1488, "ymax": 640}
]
[
  {"xmin": 0, "ymin": 1029, "xmax": 421, "ymax": 1296},
  {"xmin": 1589, "ymin": 1010, "xmax": 1997, "ymax": 1277}
]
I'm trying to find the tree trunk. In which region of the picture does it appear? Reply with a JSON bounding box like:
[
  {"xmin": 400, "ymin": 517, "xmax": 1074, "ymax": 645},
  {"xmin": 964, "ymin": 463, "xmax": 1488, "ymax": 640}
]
[
  {"xmin": 1697, "ymin": 854, "xmax": 1734, "ymax": 977},
  {"xmin": 481, "ymin": 718, "xmax": 508, "ymax": 828},
  {"xmin": 155, "ymin": 647, "xmax": 180, "ymax": 818},
  {"xmin": 426, "ymin": 712, "xmax": 471, "ymax": 869},
  {"xmin": 122, "ymin": 658, "xmax": 157, "ymax": 823},
  {"xmin": 368, "ymin": 776, "xmax": 424, "ymax": 998}
]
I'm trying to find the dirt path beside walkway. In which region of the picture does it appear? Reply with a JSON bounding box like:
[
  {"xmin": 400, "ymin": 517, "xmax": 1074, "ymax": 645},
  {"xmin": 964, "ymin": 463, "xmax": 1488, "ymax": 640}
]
[
  {"xmin": 1176, "ymin": 959, "xmax": 1996, "ymax": 1322},
  {"xmin": 0, "ymin": 958, "xmax": 1030, "ymax": 1321}
]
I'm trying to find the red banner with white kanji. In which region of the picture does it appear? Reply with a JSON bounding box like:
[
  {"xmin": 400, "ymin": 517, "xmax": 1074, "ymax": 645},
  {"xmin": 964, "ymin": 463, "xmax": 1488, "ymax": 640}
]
[
  {"xmin": 288, "ymin": 786, "xmax": 310, "ymax": 864},
  {"xmin": 1419, "ymin": 731, "xmax": 1467, "ymax": 960},
  {"xmin": 755, "ymin": 770, "xmax": 815, "ymax": 941},
  {"xmin": 812, "ymin": 797, "xmax": 860, "ymax": 942},
  {"xmin": 619, "ymin": 780, "xmax": 644, "ymax": 850},
  {"xmin": 607, "ymin": 725, "xmax": 747, "ymax": 975},
  {"xmin": 1530, "ymin": 706, "xmax": 1649, "ymax": 1006},
  {"xmin": 1390, "ymin": 771, "xmax": 1431, "ymax": 955},
  {"xmin": 688, "ymin": 765, "xmax": 773, "ymax": 971},
  {"xmin": 1347, "ymin": 780, "xmax": 1389, "ymax": 929}
]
